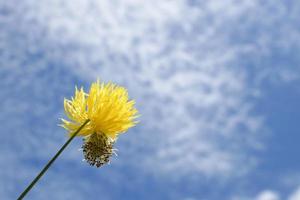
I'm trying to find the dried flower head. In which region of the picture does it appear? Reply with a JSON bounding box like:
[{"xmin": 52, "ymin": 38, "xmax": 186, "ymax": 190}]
[{"xmin": 61, "ymin": 80, "xmax": 139, "ymax": 167}]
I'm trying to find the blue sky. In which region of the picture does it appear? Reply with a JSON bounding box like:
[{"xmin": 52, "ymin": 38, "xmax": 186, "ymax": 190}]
[{"xmin": 1, "ymin": 0, "xmax": 300, "ymax": 200}]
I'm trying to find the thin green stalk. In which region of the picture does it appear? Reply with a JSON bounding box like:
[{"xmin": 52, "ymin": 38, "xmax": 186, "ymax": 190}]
[{"xmin": 17, "ymin": 119, "xmax": 90, "ymax": 200}]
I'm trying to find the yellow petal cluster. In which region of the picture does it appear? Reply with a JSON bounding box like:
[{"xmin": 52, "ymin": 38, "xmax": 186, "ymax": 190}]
[{"xmin": 61, "ymin": 80, "xmax": 138, "ymax": 140}]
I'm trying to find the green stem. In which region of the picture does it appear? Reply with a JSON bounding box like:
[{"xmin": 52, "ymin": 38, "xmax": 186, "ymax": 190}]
[{"xmin": 17, "ymin": 119, "xmax": 90, "ymax": 200}]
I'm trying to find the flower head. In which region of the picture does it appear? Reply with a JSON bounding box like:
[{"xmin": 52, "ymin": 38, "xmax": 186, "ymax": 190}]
[{"xmin": 61, "ymin": 80, "xmax": 139, "ymax": 167}]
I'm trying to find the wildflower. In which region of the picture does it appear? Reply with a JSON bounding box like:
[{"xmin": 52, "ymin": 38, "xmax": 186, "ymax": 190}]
[
  {"xmin": 61, "ymin": 80, "xmax": 139, "ymax": 167},
  {"xmin": 17, "ymin": 80, "xmax": 139, "ymax": 199}
]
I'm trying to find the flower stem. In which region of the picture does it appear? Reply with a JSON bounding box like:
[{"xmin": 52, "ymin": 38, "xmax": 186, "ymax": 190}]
[{"xmin": 17, "ymin": 119, "xmax": 90, "ymax": 200}]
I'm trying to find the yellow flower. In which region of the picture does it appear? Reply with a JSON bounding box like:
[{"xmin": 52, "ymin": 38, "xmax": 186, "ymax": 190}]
[
  {"xmin": 61, "ymin": 80, "xmax": 139, "ymax": 167},
  {"xmin": 61, "ymin": 80, "xmax": 139, "ymax": 140}
]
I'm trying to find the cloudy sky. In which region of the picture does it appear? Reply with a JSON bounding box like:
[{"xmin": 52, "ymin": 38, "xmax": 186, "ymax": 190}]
[{"xmin": 1, "ymin": 0, "xmax": 300, "ymax": 199}]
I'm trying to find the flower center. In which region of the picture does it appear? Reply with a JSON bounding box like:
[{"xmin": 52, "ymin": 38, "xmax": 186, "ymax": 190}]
[{"xmin": 82, "ymin": 132, "xmax": 115, "ymax": 167}]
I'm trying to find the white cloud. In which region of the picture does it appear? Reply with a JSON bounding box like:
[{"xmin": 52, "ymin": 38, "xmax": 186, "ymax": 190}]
[
  {"xmin": 255, "ymin": 190, "xmax": 280, "ymax": 200},
  {"xmin": 232, "ymin": 190, "xmax": 280, "ymax": 200},
  {"xmin": 289, "ymin": 186, "xmax": 300, "ymax": 200},
  {"xmin": 234, "ymin": 186, "xmax": 300, "ymax": 200}
]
